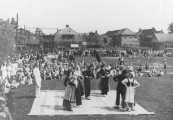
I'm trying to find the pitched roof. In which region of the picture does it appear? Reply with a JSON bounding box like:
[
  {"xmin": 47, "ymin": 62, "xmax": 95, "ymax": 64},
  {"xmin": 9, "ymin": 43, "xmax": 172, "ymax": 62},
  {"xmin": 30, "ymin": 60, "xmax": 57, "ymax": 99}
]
[
  {"xmin": 105, "ymin": 28, "xmax": 136, "ymax": 36},
  {"xmin": 138, "ymin": 28, "xmax": 164, "ymax": 37},
  {"xmin": 58, "ymin": 25, "xmax": 78, "ymax": 35},
  {"xmin": 152, "ymin": 33, "xmax": 173, "ymax": 43}
]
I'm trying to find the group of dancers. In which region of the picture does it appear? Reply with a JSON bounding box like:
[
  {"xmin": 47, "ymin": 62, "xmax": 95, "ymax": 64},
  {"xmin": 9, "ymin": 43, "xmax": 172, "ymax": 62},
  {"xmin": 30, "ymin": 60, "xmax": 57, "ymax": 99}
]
[{"xmin": 62, "ymin": 55, "xmax": 140, "ymax": 112}]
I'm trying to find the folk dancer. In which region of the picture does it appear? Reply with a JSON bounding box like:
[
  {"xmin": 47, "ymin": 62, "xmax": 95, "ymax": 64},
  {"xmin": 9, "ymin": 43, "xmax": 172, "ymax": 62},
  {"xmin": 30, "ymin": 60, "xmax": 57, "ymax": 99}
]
[
  {"xmin": 114, "ymin": 69, "xmax": 128, "ymax": 109},
  {"xmin": 121, "ymin": 72, "xmax": 140, "ymax": 111},
  {"xmin": 63, "ymin": 73, "xmax": 78, "ymax": 111},
  {"xmin": 83, "ymin": 64, "xmax": 94, "ymax": 100},
  {"xmin": 98, "ymin": 64, "xmax": 110, "ymax": 97},
  {"xmin": 33, "ymin": 63, "xmax": 42, "ymax": 97},
  {"xmin": 73, "ymin": 65, "xmax": 84, "ymax": 107}
]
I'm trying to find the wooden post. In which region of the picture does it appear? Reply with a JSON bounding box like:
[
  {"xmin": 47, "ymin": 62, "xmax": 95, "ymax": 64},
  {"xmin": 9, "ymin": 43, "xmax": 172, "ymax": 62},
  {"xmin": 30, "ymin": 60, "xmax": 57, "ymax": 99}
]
[
  {"xmin": 24, "ymin": 25, "xmax": 26, "ymax": 50},
  {"xmin": 16, "ymin": 13, "xmax": 18, "ymax": 50}
]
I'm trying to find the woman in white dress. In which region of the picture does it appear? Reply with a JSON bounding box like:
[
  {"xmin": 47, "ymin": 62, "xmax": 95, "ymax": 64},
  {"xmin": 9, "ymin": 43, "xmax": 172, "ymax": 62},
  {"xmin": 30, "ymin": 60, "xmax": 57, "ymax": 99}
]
[
  {"xmin": 121, "ymin": 72, "xmax": 140, "ymax": 111},
  {"xmin": 1, "ymin": 63, "xmax": 7, "ymax": 80},
  {"xmin": 33, "ymin": 63, "xmax": 42, "ymax": 97}
]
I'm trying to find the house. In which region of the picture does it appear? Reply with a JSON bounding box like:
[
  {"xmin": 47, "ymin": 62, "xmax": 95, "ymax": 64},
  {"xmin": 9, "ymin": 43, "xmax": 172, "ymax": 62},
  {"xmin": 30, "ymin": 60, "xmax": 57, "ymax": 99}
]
[
  {"xmin": 105, "ymin": 28, "xmax": 139, "ymax": 48},
  {"xmin": 151, "ymin": 33, "xmax": 173, "ymax": 51},
  {"xmin": 42, "ymin": 34, "xmax": 55, "ymax": 52},
  {"xmin": 137, "ymin": 27, "xmax": 164, "ymax": 47},
  {"xmin": 54, "ymin": 25, "xmax": 83, "ymax": 49},
  {"xmin": 27, "ymin": 35, "xmax": 40, "ymax": 51}
]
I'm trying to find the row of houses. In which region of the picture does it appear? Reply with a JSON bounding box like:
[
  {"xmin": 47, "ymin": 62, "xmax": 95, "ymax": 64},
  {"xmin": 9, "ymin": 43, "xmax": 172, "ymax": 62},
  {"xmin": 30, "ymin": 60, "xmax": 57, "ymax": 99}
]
[{"xmin": 15, "ymin": 25, "xmax": 173, "ymax": 51}]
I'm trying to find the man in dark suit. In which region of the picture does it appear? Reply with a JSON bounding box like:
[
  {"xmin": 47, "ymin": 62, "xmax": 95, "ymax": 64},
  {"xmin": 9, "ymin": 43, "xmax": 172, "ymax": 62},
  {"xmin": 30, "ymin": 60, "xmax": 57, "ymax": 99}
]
[{"xmin": 114, "ymin": 69, "xmax": 128, "ymax": 109}]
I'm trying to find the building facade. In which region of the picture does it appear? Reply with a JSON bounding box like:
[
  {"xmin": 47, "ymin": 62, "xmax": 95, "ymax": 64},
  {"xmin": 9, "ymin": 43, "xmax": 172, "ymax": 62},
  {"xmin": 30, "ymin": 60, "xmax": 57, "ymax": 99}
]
[
  {"xmin": 137, "ymin": 27, "xmax": 164, "ymax": 48},
  {"xmin": 105, "ymin": 28, "xmax": 139, "ymax": 48},
  {"xmin": 54, "ymin": 25, "xmax": 83, "ymax": 49},
  {"xmin": 151, "ymin": 33, "xmax": 173, "ymax": 51},
  {"xmin": 42, "ymin": 35, "xmax": 55, "ymax": 52}
]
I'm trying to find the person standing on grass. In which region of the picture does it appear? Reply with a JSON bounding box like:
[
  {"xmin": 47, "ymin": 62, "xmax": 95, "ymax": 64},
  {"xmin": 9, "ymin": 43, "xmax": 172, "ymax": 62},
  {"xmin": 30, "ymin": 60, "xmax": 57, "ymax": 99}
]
[
  {"xmin": 114, "ymin": 69, "xmax": 128, "ymax": 109},
  {"xmin": 95, "ymin": 51, "xmax": 101, "ymax": 63},
  {"xmin": 121, "ymin": 72, "xmax": 140, "ymax": 111},
  {"xmin": 164, "ymin": 59, "xmax": 167, "ymax": 74},
  {"xmin": 33, "ymin": 63, "xmax": 42, "ymax": 98},
  {"xmin": 118, "ymin": 55, "xmax": 124, "ymax": 65},
  {"xmin": 82, "ymin": 64, "xmax": 94, "ymax": 100}
]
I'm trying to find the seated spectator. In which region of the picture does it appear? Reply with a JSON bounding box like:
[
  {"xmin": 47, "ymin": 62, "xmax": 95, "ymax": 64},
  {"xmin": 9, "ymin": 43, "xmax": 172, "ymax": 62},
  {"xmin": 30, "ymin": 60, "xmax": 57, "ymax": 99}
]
[
  {"xmin": 157, "ymin": 70, "xmax": 163, "ymax": 77},
  {"xmin": 151, "ymin": 66, "xmax": 157, "ymax": 74},
  {"xmin": 127, "ymin": 63, "xmax": 133, "ymax": 72},
  {"xmin": 145, "ymin": 63, "xmax": 151, "ymax": 77},
  {"xmin": 0, "ymin": 97, "xmax": 12, "ymax": 120}
]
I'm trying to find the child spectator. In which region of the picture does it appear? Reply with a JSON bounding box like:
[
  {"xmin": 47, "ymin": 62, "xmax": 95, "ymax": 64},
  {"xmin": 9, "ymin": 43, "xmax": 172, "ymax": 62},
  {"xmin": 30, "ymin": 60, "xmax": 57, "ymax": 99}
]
[{"xmin": 0, "ymin": 97, "xmax": 12, "ymax": 120}]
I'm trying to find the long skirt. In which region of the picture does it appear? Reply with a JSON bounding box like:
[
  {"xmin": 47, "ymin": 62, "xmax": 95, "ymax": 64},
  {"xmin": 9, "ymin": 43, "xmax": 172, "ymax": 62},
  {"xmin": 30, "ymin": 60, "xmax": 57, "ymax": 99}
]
[
  {"xmin": 75, "ymin": 79, "xmax": 83, "ymax": 106},
  {"xmin": 63, "ymin": 85, "xmax": 76, "ymax": 110}
]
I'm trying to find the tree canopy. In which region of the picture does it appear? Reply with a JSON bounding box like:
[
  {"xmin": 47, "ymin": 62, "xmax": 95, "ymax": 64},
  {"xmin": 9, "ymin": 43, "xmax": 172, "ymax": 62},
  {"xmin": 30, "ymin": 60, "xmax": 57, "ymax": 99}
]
[
  {"xmin": 0, "ymin": 18, "xmax": 16, "ymax": 61},
  {"xmin": 168, "ymin": 22, "xmax": 173, "ymax": 33}
]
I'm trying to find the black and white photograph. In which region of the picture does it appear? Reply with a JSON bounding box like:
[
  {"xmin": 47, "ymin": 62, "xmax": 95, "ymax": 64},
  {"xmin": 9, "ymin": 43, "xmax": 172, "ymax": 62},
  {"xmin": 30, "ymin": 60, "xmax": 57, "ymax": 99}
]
[{"xmin": 0, "ymin": 0, "xmax": 173, "ymax": 120}]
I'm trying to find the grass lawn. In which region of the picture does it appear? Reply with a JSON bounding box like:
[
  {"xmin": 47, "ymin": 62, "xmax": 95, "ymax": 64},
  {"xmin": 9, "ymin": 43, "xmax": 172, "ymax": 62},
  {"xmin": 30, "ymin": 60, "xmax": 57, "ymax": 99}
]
[{"xmin": 11, "ymin": 57, "xmax": 173, "ymax": 120}]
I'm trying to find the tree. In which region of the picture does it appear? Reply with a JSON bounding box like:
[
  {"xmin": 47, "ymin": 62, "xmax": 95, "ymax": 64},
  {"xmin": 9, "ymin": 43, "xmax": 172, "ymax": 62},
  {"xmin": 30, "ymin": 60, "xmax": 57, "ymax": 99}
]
[
  {"xmin": 0, "ymin": 19, "xmax": 15, "ymax": 61},
  {"xmin": 168, "ymin": 22, "xmax": 173, "ymax": 33}
]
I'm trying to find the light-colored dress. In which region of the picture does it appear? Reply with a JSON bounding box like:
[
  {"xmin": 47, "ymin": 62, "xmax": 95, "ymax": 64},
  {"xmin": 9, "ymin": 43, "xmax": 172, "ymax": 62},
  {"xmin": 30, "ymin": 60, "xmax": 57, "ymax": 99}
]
[
  {"xmin": 122, "ymin": 78, "xmax": 138, "ymax": 103},
  {"xmin": 33, "ymin": 67, "xmax": 42, "ymax": 88},
  {"xmin": 1, "ymin": 65, "xmax": 7, "ymax": 80}
]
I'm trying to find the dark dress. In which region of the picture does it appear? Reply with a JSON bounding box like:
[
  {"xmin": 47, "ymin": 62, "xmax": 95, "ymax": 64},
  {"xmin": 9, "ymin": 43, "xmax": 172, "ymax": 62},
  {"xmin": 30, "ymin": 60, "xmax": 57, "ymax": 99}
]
[
  {"xmin": 75, "ymin": 78, "xmax": 84, "ymax": 106},
  {"xmin": 63, "ymin": 77, "xmax": 76, "ymax": 110}
]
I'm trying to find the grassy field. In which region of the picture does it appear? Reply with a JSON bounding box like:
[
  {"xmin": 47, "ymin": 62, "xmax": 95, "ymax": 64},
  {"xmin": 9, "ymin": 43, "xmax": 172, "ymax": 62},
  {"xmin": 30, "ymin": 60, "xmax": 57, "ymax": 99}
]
[{"xmin": 11, "ymin": 57, "xmax": 173, "ymax": 120}]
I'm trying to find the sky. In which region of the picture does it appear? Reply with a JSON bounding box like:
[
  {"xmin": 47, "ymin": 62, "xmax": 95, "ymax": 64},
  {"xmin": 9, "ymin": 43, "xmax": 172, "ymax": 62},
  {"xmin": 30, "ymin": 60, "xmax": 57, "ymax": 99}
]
[{"xmin": 0, "ymin": 0, "xmax": 173, "ymax": 35}]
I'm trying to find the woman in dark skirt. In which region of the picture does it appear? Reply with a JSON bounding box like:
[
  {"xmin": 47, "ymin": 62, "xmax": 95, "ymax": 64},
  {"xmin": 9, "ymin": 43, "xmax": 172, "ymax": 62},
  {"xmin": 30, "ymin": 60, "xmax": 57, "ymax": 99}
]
[
  {"xmin": 63, "ymin": 71, "xmax": 77, "ymax": 111},
  {"xmin": 73, "ymin": 65, "xmax": 84, "ymax": 107}
]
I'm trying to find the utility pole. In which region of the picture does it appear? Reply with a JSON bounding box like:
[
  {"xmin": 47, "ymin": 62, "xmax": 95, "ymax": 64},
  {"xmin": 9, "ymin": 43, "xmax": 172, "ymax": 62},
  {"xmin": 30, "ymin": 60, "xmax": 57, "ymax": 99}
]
[
  {"xmin": 24, "ymin": 25, "xmax": 26, "ymax": 50},
  {"xmin": 16, "ymin": 13, "xmax": 18, "ymax": 51}
]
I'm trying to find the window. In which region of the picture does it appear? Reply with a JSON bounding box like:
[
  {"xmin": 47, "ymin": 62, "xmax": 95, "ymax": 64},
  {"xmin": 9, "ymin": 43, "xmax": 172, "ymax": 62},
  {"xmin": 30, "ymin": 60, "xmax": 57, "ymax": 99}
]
[
  {"xmin": 164, "ymin": 43, "xmax": 173, "ymax": 49},
  {"xmin": 103, "ymin": 38, "xmax": 107, "ymax": 44}
]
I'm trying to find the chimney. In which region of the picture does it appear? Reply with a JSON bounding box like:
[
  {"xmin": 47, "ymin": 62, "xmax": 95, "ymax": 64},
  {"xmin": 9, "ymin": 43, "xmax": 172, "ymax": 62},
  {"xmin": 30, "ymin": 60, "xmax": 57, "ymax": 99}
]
[
  {"xmin": 66, "ymin": 25, "xmax": 69, "ymax": 27},
  {"xmin": 95, "ymin": 30, "xmax": 97, "ymax": 33},
  {"xmin": 57, "ymin": 28, "xmax": 58, "ymax": 32}
]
